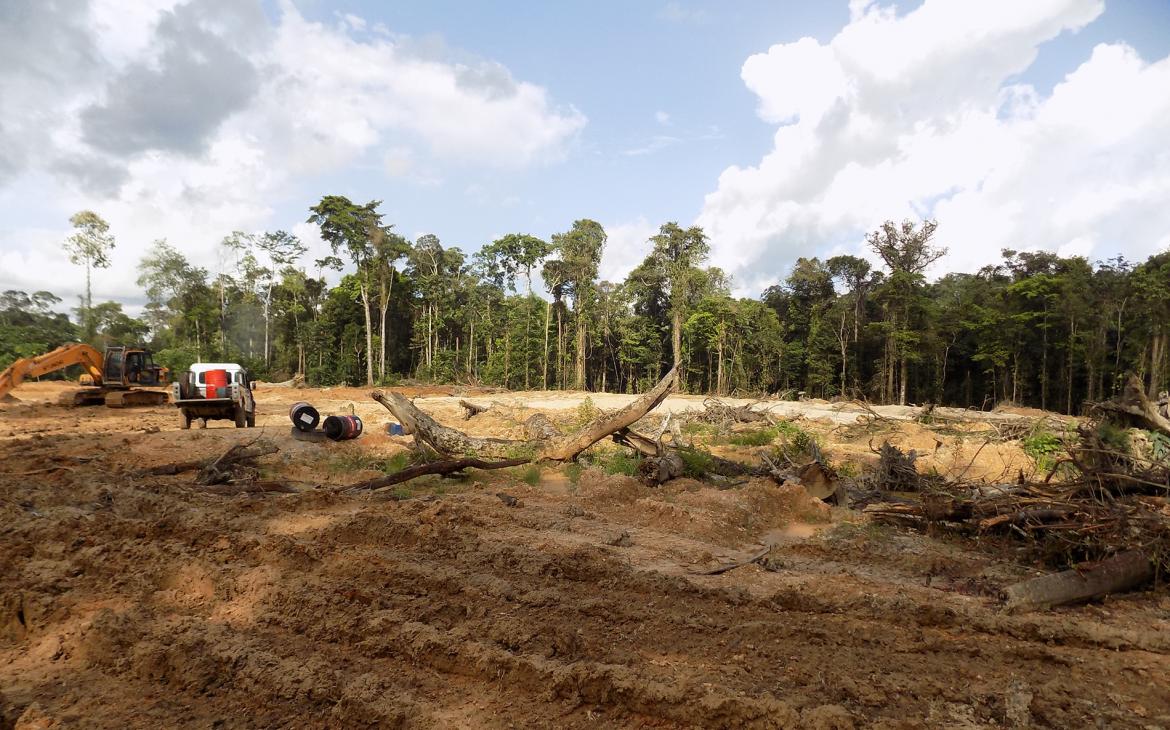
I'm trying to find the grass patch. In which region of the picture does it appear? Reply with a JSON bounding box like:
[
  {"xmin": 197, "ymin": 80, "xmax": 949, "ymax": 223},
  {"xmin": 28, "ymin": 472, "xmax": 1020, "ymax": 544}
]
[
  {"xmin": 591, "ymin": 450, "xmax": 641, "ymax": 477},
  {"xmin": 771, "ymin": 421, "xmax": 820, "ymax": 463},
  {"xmin": 729, "ymin": 426, "xmax": 778, "ymax": 447},
  {"xmin": 572, "ymin": 396, "xmax": 601, "ymax": 428},
  {"xmin": 682, "ymin": 421, "xmax": 713, "ymax": 436},
  {"xmin": 521, "ymin": 464, "xmax": 542, "ymax": 486},
  {"xmin": 678, "ymin": 447, "xmax": 716, "ymax": 478}
]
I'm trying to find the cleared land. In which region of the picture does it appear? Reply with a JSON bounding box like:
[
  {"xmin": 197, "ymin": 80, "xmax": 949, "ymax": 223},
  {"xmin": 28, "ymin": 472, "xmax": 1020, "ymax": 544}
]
[{"xmin": 2, "ymin": 382, "xmax": 1168, "ymax": 728}]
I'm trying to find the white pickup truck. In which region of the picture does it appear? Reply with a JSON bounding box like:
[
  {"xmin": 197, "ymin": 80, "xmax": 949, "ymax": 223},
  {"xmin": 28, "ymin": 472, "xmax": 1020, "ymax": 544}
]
[{"xmin": 172, "ymin": 362, "xmax": 256, "ymax": 429}]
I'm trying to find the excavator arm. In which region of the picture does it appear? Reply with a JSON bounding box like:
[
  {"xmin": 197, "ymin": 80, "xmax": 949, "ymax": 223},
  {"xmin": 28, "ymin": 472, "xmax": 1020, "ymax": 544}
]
[{"xmin": 0, "ymin": 343, "xmax": 104, "ymax": 400}]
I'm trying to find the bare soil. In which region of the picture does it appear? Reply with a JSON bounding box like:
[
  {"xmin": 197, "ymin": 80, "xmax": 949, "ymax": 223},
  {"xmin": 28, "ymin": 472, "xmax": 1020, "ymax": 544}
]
[{"xmin": 2, "ymin": 382, "xmax": 1168, "ymax": 728}]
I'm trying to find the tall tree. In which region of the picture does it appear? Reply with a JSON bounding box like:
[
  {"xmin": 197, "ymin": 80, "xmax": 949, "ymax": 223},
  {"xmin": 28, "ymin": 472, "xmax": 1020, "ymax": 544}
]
[
  {"xmin": 63, "ymin": 210, "xmax": 115, "ymax": 342},
  {"xmin": 255, "ymin": 231, "xmax": 306, "ymax": 366},
  {"xmin": 307, "ymin": 196, "xmax": 388, "ymax": 386},
  {"xmin": 647, "ymin": 222, "xmax": 709, "ymax": 383},
  {"xmin": 551, "ymin": 220, "xmax": 606, "ymax": 389},
  {"xmin": 866, "ymin": 219, "xmax": 946, "ymax": 404},
  {"xmin": 477, "ymin": 233, "xmax": 550, "ymax": 388}
]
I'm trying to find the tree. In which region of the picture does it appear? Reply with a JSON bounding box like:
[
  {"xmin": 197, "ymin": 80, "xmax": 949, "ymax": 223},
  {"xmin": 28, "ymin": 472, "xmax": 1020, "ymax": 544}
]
[
  {"xmin": 63, "ymin": 210, "xmax": 115, "ymax": 342},
  {"xmin": 373, "ymin": 230, "xmax": 410, "ymax": 381},
  {"xmin": 254, "ymin": 231, "xmax": 306, "ymax": 366},
  {"xmin": 477, "ymin": 234, "xmax": 550, "ymax": 388},
  {"xmin": 646, "ymin": 222, "xmax": 709, "ymax": 385},
  {"xmin": 866, "ymin": 219, "xmax": 946, "ymax": 404},
  {"xmin": 550, "ymin": 220, "xmax": 606, "ymax": 389},
  {"xmin": 307, "ymin": 196, "xmax": 388, "ymax": 386}
]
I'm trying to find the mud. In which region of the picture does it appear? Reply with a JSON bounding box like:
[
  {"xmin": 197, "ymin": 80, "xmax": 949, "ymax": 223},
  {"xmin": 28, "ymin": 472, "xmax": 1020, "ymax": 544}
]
[{"xmin": 1, "ymin": 382, "xmax": 1168, "ymax": 728}]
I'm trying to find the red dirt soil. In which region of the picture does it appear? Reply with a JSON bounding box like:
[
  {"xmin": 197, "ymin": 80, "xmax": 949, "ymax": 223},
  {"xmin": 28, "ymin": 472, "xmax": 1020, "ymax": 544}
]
[{"xmin": 1, "ymin": 382, "xmax": 1168, "ymax": 728}]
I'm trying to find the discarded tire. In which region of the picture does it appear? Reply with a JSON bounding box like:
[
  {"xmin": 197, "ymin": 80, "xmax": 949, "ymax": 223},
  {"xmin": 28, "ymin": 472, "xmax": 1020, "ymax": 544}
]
[
  {"xmin": 289, "ymin": 401, "xmax": 320, "ymax": 432},
  {"xmin": 323, "ymin": 414, "xmax": 363, "ymax": 441}
]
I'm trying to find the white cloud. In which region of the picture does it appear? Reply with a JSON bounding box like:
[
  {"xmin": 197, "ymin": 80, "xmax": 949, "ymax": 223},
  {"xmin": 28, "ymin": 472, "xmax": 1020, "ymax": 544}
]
[
  {"xmin": 599, "ymin": 217, "xmax": 657, "ymax": 282},
  {"xmin": 698, "ymin": 0, "xmax": 1170, "ymax": 296},
  {"xmin": 0, "ymin": 0, "xmax": 586, "ymax": 309},
  {"xmin": 655, "ymin": 110, "xmax": 672, "ymax": 126}
]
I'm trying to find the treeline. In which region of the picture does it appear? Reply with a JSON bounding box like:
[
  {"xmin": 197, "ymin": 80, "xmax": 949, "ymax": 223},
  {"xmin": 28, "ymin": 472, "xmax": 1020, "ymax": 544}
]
[{"xmin": 2, "ymin": 200, "xmax": 1168, "ymax": 414}]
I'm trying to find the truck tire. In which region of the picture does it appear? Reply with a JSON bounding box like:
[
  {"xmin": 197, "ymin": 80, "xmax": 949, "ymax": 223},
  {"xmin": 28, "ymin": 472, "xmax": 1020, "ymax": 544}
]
[
  {"xmin": 234, "ymin": 404, "xmax": 247, "ymax": 428},
  {"xmin": 246, "ymin": 410, "xmax": 256, "ymax": 428},
  {"xmin": 178, "ymin": 409, "xmax": 192, "ymax": 430}
]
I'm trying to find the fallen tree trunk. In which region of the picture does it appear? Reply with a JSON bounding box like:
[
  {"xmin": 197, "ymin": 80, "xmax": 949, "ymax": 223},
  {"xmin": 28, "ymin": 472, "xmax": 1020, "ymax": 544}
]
[
  {"xmin": 372, "ymin": 391, "xmax": 544, "ymax": 458},
  {"xmin": 370, "ymin": 367, "xmax": 679, "ymax": 463},
  {"xmin": 342, "ymin": 457, "xmax": 529, "ymax": 492},
  {"xmin": 1002, "ymin": 550, "xmax": 1154, "ymax": 613}
]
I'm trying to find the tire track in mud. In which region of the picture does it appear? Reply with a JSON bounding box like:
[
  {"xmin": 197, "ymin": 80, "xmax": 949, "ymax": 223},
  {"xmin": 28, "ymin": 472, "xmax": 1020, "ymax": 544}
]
[{"xmin": 4, "ymin": 483, "xmax": 1170, "ymax": 727}]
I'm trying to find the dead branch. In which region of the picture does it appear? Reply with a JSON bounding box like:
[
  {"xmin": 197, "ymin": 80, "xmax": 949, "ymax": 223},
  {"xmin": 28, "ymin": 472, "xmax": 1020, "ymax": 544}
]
[
  {"xmin": 341, "ymin": 457, "xmax": 529, "ymax": 492},
  {"xmin": 694, "ymin": 546, "xmax": 771, "ymax": 575},
  {"xmin": 141, "ymin": 443, "xmax": 278, "ymax": 477},
  {"xmin": 459, "ymin": 399, "xmax": 491, "ymax": 420},
  {"xmin": 201, "ymin": 480, "xmax": 299, "ymax": 496},
  {"xmin": 196, "ymin": 440, "xmax": 279, "ymax": 486}
]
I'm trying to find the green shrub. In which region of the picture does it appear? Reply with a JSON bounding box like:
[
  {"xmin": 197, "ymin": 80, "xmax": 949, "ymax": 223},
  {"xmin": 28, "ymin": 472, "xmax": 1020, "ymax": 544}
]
[
  {"xmin": 729, "ymin": 427, "xmax": 778, "ymax": 447},
  {"xmin": 521, "ymin": 465, "xmax": 542, "ymax": 486},
  {"xmin": 596, "ymin": 451, "xmax": 640, "ymax": 477},
  {"xmin": 1022, "ymin": 424, "xmax": 1065, "ymax": 471},
  {"xmin": 678, "ymin": 447, "xmax": 716, "ymax": 478},
  {"xmin": 771, "ymin": 421, "xmax": 819, "ymax": 463},
  {"xmin": 574, "ymin": 396, "xmax": 600, "ymax": 427}
]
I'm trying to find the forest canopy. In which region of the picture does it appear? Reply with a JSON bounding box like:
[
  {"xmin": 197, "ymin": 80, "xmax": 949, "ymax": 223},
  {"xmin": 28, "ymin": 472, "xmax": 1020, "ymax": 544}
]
[{"xmin": 3, "ymin": 201, "xmax": 1169, "ymax": 415}]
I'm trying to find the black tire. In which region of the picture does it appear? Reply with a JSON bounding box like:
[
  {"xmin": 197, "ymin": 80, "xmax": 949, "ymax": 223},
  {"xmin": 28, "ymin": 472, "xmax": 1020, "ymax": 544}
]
[
  {"xmin": 246, "ymin": 410, "xmax": 256, "ymax": 428},
  {"xmin": 178, "ymin": 409, "xmax": 191, "ymax": 430},
  {"xmin": 234, "ymin": 405, "xmax": 246, "ymax": 428}
]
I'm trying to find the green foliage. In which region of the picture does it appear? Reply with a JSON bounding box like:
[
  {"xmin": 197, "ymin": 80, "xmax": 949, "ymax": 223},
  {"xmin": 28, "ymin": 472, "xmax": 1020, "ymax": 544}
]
[
  {"xmin": 677, "ymin": 447, "xmax": 716, "ymax": 478},
  {"xmin": 574, "ymin": 396, "xmax": 600, "ymax": 427},
  {"xmin": 521, "ymin": 465, "xmax": 542, "ymax": 486},
  {"xmin": 1095, "ymin": 421, "xmax": 1131, "ymax": 454},
  {"xmin": 383, "ymin": 452, "xmax": 413, "ymax": 473},
  {"xmin": 593, "ymin": 450, "xmax": 640, "ymax": 477},
  {"xmin": 772, "ymin": 421, "xmax": 819, "ymax": 463},
  {"xmin": 1021, "ymin": 423, "xmax": 1070, "ymax": 472},
  {"xmin": 729, "ymin": 427, "xmax": 778, "ymax": 447}
]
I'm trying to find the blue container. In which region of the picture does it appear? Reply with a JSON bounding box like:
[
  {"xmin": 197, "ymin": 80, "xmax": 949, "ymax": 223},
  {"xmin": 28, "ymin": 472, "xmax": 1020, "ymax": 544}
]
[{"xmin": 387, "ymin": 422, "xmax": 405, "ymax": 436}]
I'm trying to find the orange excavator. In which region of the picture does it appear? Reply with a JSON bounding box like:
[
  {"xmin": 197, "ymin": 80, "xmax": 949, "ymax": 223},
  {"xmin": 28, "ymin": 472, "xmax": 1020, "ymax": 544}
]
[{"xmin": 0, "ymin": 344, "xmax": 170, "ymax": 407}]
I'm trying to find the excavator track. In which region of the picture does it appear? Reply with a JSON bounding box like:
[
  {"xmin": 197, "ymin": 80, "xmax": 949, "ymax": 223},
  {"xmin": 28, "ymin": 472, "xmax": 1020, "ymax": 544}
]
[
  {"xmin": 59, "ymin": 388, "xmax": 110, "ymax": 407},
  {"xmin": 104, "ymin": 389, "xmax": 170, "ymax": 408}
]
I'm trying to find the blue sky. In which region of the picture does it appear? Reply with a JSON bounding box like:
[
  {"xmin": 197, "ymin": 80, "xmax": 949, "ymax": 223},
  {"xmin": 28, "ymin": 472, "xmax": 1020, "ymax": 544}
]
[{"xmin": 1, "ymin": 0, "xmax": 1169, "ymax": 307}]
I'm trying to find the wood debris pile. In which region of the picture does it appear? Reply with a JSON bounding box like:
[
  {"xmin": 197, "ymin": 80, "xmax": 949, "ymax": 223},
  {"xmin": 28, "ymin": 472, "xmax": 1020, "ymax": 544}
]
[{"xmin": 865, "ymin": 375, "xmax": 1170, "ymax": 609}]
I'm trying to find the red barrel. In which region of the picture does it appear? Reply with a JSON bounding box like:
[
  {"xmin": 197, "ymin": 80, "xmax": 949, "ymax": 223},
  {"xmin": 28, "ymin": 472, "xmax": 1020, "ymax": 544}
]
[
  {"xmin": 323, "ymin": 415, "xmax": 363, "ymax": 441},
  {"xmin": 289, "ymin": 401, "xmax": 320, "ymax": 432},
  {"xmin": 204, "ymin": 369, "xmax": 228, "ymax": 398}
]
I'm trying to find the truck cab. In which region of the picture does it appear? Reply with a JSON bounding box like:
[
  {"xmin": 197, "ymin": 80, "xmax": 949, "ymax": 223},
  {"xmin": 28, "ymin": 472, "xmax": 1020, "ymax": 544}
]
[{"xmin": 173, "ymin": 362, "xmax": 256, "ymax": 429}]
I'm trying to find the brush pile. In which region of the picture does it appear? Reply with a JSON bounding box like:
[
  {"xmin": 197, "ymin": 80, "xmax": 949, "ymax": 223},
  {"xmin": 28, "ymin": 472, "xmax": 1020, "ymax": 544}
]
[{"xmin": 865, "ymin": 375, "xmax": 1170, "ymax": 608}]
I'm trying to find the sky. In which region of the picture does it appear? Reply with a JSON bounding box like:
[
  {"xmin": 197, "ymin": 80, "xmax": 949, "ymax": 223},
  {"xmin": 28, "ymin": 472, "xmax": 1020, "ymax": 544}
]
[{"xmin": 1, "ymin": 0, "xmax": 1169, "ymax": 312}]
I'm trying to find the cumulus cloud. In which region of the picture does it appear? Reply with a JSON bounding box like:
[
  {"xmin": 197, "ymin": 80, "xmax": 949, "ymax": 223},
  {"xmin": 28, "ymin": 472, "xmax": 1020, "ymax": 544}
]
[
  {"xmin": 599, "ymin": 218, "xmax": 658, "ymax": 283},
  {"xmin": 698, "ymin": 0, "xmax": 1170, "ymax": 296},
  {"xmin": 0, "ymin": 0, "xmax": 586, "ymax": 308}
]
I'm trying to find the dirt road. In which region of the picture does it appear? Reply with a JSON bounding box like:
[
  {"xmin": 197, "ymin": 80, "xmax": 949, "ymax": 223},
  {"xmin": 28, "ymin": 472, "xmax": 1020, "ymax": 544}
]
[{"xmin": 2, "ymin": 382, "xmax": 1168, "ymax": 728}]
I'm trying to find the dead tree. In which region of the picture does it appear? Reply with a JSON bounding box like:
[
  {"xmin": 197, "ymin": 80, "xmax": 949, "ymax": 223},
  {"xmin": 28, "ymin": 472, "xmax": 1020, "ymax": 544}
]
[
  {"xmin": 1096, "ymin": 374, "xmax": 1170, "ymax": 438},
  {"xmin": 356, "ymin": 368, "xmax": 680, "ymax": 489}
]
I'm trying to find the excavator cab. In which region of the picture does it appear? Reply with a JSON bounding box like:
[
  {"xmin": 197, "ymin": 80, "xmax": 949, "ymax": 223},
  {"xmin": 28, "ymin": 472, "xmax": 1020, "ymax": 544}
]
[{"xmin": 105, "ymin": 347, "xmax": 166, "ymax": 387}]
